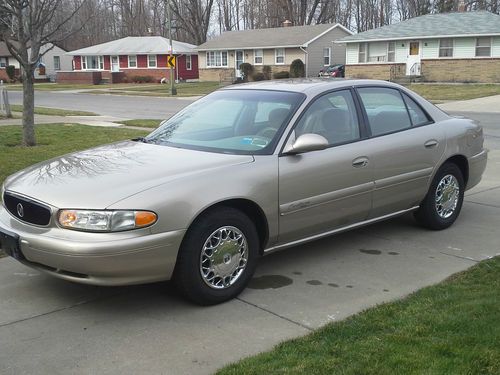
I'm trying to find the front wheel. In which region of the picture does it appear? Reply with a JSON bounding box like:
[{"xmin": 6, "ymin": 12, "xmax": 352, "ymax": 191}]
[
  {"xmin": 414, "ymin": 162, "xmax": 465, "ymax": 230},
  {"xmin": 173, "ymin": 207, "xmax": 260, "ymax": 305}
]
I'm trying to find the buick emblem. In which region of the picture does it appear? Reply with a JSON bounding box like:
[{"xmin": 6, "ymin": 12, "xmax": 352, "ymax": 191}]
[{"xmin": 17, "ymin": 203, "xmax": 24, "ymax": 218}]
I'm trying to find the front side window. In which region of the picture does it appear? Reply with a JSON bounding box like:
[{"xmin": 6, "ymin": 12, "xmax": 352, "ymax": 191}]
[
  {"xmin": 358, "ymin": 43, "xmax": 367, "ymax": 63},
  {"xmin": 254, "ymin": 49, "xmax": 263, "ymax": 65},
  {"xmin": 128, "ymin": 55, "xmax": 137, "ymax": 68},
  {"xmin": 439, "ymin": 38, "xmax": 453, "ymax": 57},
  {"xmin": 206, "ymin": 51, "xmax": 228, "ymax": 67},
  {"xmin": 186, "ymin": 55, "xmax": 192, "ymax": 70},
  {"xmin": 145, "ymin": 90, "xmax": 304, "ymax": 155},
  {"xmin": 358, "ymin": 87, "xmax": 412, "ymax": 137},
  {"xmin": 275, "ymin": 48, "xmax": 285, "ymax": 64},
  {"xmin": 295, "ymin": 90, "xmax": 360, "ymax": 146},
  {"xmin": 53, "ymin": 56, "xmax": 61, "ymax": 70},
  {"xmin": 323, "ymin": 47, "xmax": 331, "ymax": 66},
  {"xmin": 148, "ymin": 55, "xmax": 157, "ymax": 68},
  {"xmin": 475, "ymin": 37, "xmax": 491, "ymax": 57},
  {"xmin": 387, "ymin": 42, "xmax": 395, "ymax": 62}
]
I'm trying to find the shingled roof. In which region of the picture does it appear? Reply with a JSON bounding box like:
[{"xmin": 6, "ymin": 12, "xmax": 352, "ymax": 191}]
[
  {"xmin": 339, "ymin": 11, "xmax": 500, "ymax": 43},
  {"xmin": 67, "ymin": 36, "xmax": 197, "ymax": 55},
  {"xmin": 197, "ymin": 23, "xmax": 352, "ymax": 50}
]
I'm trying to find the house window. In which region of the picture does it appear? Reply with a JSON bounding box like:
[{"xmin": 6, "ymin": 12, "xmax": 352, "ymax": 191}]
[
  {"xmin": 0, "ymin": 57, "xmax": 7, "ymax": 68},
  {"xmin": 186, "ymin": 55, "xmax": 192, "ymax": 70},
  {"xmin": 323, "ymin": 48, "xmax": 331, "ymax": 66},
  {"xmin": 439, "ymin": 39, "xmax": 453, "ymax": 57},
  {"xmin": 83, "ymin": 56, "xmax": 101, "ymax": 70},
  {"xmin": 358, "ymin": 43, "xmax": 367, "ymax": 63},
  {"xmin": 275, "ymin": 48, "xmax": 285, "ymax": 64},
  {"xmin": 53, "ymin": 56, "xmax": 61, "ymax": 70},
  {"xmin": 206, "ymin": 51, "xmax": 228, "ymax": 67},
  {"xmin": 148, "ymin": 55, "xmax": 157, "ymax": 68},
  {"xmin": 387, "ymin": 42, "xmax": 395, "ymax": 62},
  {"xmin": 367, "ymin": 42, "xmax": 387, "ymax": 62},
  {"xmin": 128, "ymin": 55, "xmax": 137, "ymax": 68},
  {"xmin": 475, "ymin": 37, "xmax": 491, "ymax": 57},
  {"xmin": 254, "ymin": 49, "xmax": 263, "ymax": 65}
]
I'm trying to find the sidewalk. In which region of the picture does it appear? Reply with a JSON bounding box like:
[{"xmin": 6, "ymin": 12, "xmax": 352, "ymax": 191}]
[
  {"xmin": 437, "ymin": 94, "xmax": 500, "ymax": 113},
  {"xmin": 0, "ymin": 113, "xmax": 131, "ymax": 128}
]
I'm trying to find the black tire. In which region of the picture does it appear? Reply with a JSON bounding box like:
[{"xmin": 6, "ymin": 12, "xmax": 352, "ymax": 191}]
[
  {"xmin": 173, "ymin": 207, "xmax": 260, "ymax": 305},
  {"xmin": 414, "ymin": 162, "xmax": 465, "ymax": 230}
]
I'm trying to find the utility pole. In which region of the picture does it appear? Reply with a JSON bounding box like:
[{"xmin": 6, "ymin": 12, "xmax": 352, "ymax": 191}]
[{"xmin": 166, "ymin": 0, "xmax": 177, "ymax": 95}]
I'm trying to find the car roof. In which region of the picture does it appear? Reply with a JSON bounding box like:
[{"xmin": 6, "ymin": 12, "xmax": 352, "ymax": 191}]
[{"xmin": 222, "ymin": 78, "xmax": 403, "ymax": 96}]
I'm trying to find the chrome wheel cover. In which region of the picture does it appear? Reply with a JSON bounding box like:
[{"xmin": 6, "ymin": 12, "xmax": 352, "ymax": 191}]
[
  {"xmin": 200, "ymin": 226, "xmax": 248, "ymax": 289},
  {"xmin": 435, "ymin": 174, "xmax": 460, "ymax": 219}
]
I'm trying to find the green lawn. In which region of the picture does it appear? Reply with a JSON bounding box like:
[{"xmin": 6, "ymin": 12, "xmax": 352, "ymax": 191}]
[
  {"xmin": 10, "ymin": 105, "xmax": 97, "ymax": 117},
  {"xmin": 218, "ymin": 257, "xmax": 500, "ymax": 375},
  {"xmin": 0, "ymin": 124, "xmax": 148, "ymax": 185},
  {"xmin": 7, "ymin": 83, "xmax": 128, "ymax": 91},
  {"xmin": 115, "ymin": 119, "xmax": 162, "ymax": 128},
  {"xmin": 407, "ymin": 83, "xmax": 500, "ymax": 101},
  {"xmin": 88, "ymin": 81, "xmax": 221, "ymax": 97}
]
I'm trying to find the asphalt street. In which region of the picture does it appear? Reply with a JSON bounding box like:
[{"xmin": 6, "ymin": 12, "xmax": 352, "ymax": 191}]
[
  {"xmin": 8, "ymin": 90, "xmax": 194, "ymax": 119},
  {"xmin": 0, "ymin": 94, "xmax": 499, "ymax": 374}
]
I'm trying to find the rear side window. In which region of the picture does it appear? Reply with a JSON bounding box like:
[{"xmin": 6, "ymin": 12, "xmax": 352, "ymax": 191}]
[
  {"xmin": 358, "ymin": 87, "xmax": 411, "ymax": 137},
  {"xmin": 402, "ymin": 93, "xmax": 431, "ymax": 126}
]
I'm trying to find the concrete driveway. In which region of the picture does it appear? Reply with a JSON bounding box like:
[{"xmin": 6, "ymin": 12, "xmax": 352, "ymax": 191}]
[{"xmin": 1, "ymin": 105, "xmax": 499, "ymax": 374}]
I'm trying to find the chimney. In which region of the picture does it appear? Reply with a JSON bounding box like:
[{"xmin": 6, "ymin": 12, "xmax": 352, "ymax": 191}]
[
  {"xmin": 282, "ymin": 20, "xmax": 292, "ymax": 27},
  {"xmin": 458, "ymin": 0, "xmax": 466, "ymax": 12}
]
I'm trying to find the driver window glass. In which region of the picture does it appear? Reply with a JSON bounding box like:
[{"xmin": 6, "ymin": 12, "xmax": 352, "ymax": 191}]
[{"xmin": 295, "ymin": 90, "xmax": 360, "ymax": 146}]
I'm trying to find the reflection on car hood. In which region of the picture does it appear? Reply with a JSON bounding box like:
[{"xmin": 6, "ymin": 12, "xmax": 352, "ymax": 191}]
[{"xmin": 5, "ymin": 141, "xmax": 254, "ymax": 209}]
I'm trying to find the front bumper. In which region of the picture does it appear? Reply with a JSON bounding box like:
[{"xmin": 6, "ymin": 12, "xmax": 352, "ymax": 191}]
[{"xmin": 0, "ymin": 205, "xmax": 185, "ymax": 286}]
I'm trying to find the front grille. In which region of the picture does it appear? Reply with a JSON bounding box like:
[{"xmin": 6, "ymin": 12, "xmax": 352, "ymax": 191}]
[{"xmin": 3, "ymin": 192, "xmax": 52, "ymax": 226}]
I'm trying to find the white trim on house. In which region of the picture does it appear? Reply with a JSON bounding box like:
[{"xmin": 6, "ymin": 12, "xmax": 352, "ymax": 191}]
[
  {"xmin": 206, "ymin": 50, "xmax": 229, "ymax": 68},
  {"xmin": 254, "ymin": 49, "xmax": 263, "ymax": 65},
  {"xmin": 186, "ymin": 54, "xmax": 192, "ymax": 70},
  {"xmin": 80, "ymin": 55, "xmax": 105, "ymax": 70},
  {"xmin": 198, "ymin": 44, "xmax": 308, "ymax": 52},
  {"xmin": 304, "ymin": 23, "xmax": 354, "ymax": 46},
  {"xmin": 147, "ymin": 54, "xmax": 157, "ymax": 68},
  {"xmin": 323, "ymin": 47, "xmax": 331, "ymax": 66},
  {"xmin": 338, "ymin": 32, "xmax": 500, "ymax": 44},
  {"xmin": 128, "ymin": 55, "xmax": 137, "ymax": 68}
]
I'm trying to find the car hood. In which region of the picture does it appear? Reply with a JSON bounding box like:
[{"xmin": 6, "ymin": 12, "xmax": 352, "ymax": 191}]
[{"xmin": 5, "ymin": 141, "xmax": 254, "ymax": 209}]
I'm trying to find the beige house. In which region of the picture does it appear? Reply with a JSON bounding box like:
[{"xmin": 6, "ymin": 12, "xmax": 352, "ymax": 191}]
[
  {"xmin": 197, "ymin": 23, "xmax": 352, "ymax": 82},
  {"xmin": 338, "ymin": 11, "xmax": 500, "ymax": 83}
]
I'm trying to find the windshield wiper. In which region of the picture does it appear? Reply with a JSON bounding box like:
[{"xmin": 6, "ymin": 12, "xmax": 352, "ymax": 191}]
[{"xmin": 132, "ymin": 137, "xmax": 151, "ymax": 143}]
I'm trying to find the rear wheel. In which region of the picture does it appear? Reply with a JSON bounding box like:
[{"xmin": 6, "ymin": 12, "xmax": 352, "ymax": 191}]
[
  {"xmin": 414, "ymin": 162, "xmax": 464, "ymax": 230},
  {"xmin": 173, "ymin": 207, "xmax": 259, "ymax": 305}
]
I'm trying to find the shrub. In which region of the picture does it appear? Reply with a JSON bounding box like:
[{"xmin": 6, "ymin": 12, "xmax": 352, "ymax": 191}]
[
  {"xmin": 290, "ymin": 59, "xmax": 305, "ymax": 78},
  {"xmin": 6, "ymin": 65, "xmax": 16, "ymax": 81},
  {"xmin": 130, "ymin": 75, "xmax": 154, "ymax": 83},
  {"xmin": 251, "ymin": 72, "xmax": 266, "ymax": 81},
  {"xmin": 273, "ymin": 71, "xmax": 290, "ymax": 79},
  {"xmin": 239, "ymin": 63, "xmax": 254, "ymax": 82},
  {"xmin": 262, "ymin": 65, "xmax": 272, "ymax": 80}
]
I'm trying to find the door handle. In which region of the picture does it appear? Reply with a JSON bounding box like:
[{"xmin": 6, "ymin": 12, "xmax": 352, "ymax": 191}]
[
  {"xmin": 352, "ymin": 157, "xmax": 369, "ymax": 168},
  {"xmin": 424, "ymin": 140, "xmax": 439, "ymax": 148}
]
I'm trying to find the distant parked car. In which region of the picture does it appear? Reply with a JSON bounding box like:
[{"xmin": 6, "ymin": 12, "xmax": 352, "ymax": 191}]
[
  {"xmin": 0, "ymin": 79, "xmax": 487, "ymax": 305},
  {"xmin": 318, "ymin": 64, "xmax": 345, "ymax": 78}
]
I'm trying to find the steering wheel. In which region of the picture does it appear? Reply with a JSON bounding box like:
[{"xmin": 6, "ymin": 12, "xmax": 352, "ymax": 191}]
[{"xmin": 256, "ymin": 127, "xmax": 278, "ymax": 139}]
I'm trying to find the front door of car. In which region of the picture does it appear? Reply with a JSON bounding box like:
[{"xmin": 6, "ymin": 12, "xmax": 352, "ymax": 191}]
[
  {"xmin": 355, "ymin": 86, "xmax": 446, "ymax": 218},
  {"xmin": 277, "ymin": 89, "xmax": 374, "ymax": 244}
]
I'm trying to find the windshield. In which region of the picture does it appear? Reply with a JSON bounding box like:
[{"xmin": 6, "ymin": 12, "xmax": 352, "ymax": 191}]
[{"xmin": 145, "ymin": 89, "xmax": 305, "ymax": 154}]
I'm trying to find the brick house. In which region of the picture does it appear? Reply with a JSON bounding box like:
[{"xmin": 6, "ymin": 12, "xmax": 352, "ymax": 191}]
[
  {"xmin": 61, "ymin": 36, "xmax": 198, "ymax": 84},
  {"xmin": 196, "ymin": 23, "xmax": 352, "ymax": 82},
  {"xmin": 337, "ymin": 11, "xmax": 500, "ymax": 83}
]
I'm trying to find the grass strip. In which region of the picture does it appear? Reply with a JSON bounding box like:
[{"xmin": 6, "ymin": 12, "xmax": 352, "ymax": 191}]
[{"xmin": 218, "ymin": 257, "xmax": 500, "ymax": 375}]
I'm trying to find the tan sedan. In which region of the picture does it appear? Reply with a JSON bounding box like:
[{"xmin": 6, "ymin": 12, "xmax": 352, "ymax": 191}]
[{"xmin": 0, "ymin": 80, "xmax": 487, "ymax": 305}]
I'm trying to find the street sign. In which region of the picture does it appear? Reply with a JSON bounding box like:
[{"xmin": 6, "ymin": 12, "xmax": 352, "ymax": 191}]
[{"xmin": 167, "ymin": 55, "xmax": 176, "ymax": 68}]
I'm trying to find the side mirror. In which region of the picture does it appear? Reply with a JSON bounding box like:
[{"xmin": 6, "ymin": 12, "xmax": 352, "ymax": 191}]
[{"xmin": 282, "ymin": 133, "xmax": 329, "ymax": 155}]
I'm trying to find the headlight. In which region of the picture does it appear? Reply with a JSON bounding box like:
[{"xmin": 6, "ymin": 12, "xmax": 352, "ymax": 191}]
[{"xmin": 58, "ymin": 210, "xmax": 157, "ymax": 232}]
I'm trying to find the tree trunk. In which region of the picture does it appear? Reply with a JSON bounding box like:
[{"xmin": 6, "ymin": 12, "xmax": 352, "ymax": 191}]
[{"xmin": 22, "ymin": 67, "xmax": 36, "ymax": 147}]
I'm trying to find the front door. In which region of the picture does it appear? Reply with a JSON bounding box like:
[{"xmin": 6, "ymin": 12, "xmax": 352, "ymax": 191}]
[
  {"xmin": 278, "ymin": 89, "xmax": 373, "ymax": 244},
  {"xmin": 406, "ymin": 41, "xmax": 421, "ymax": 75},
  {"xmin": 111, "ymin": 56, "xmax": 119, "ymax": 72},
  {"xmin": 235, "ymin": 50, "xmax": 244, "ymax": 78}
]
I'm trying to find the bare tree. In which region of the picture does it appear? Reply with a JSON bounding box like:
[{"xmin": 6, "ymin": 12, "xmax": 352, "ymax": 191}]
[{"xmin": 0, "ymin": 0, "xmax": 86, "ymax": 146}]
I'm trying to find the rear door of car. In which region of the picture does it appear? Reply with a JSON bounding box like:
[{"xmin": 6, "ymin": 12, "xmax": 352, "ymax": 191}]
[
  {"xmin": 354, "ymin": 86, "xmax": 446, "ymax": 218},
  {"xmin": 277, "ymin": 89, "xmax": 374, "ymax": 244}
]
